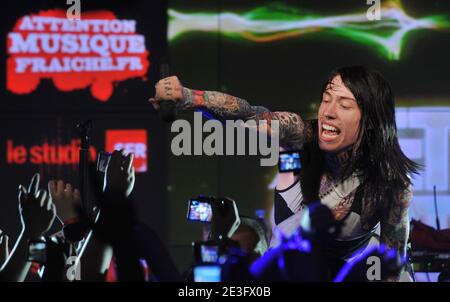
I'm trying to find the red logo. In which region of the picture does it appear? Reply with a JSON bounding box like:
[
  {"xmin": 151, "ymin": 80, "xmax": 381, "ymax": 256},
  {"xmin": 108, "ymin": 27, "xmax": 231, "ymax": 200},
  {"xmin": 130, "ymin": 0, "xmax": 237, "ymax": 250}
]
[
  {"xmin": 105, "ymin": 130, "xmax": 147, "ymax": 172},
  {"xmin": 6, "ymin": 139, "xmax": 97, "ymax": 165},
  {"xmin": 7, "ymin": 10, "xmax": 150, "ymax": 101}
]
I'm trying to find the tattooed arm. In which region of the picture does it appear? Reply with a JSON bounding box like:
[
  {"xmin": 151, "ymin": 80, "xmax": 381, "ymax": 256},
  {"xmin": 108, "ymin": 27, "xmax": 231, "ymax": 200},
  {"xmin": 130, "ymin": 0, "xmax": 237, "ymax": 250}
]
[
  {"xmin": 379, "ymin": 185, "xmax": 413, "ymax": 281},
  {"xmin": 149, "ymin": 76, "xmax": 311, "ymax": 148}
]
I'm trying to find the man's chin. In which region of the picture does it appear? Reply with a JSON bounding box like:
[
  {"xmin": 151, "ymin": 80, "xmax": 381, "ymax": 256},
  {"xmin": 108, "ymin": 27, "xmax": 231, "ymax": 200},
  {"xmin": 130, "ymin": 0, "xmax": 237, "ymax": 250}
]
[{"xmin": 318, "ymin": 141, "xmax": 340, "ymax": 153}]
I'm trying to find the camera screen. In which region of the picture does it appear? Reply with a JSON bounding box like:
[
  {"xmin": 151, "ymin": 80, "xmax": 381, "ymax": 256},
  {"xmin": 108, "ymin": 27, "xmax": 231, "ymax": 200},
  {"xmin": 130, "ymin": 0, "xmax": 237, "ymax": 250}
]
[
  {"xmin": 28, "ymin": 241, "xmax": 46, "ymax": 264},
  {"xmin": 279, "ymin": 151, "xmax": 301, "ymax": 172},
  {"xmin": 200, "ymin": 245, "xmax": 219, "ymax": 263},
  {"xmin": 193, "ymin": 265, "xmax": 221, "ymax": 282},
  {"xmin": 187, "ymin": 200, "xmax": 212, "ymax": 222},
  {"xmin": 96, "ymin": 151, "xmax": 112, "ymax": 173}
]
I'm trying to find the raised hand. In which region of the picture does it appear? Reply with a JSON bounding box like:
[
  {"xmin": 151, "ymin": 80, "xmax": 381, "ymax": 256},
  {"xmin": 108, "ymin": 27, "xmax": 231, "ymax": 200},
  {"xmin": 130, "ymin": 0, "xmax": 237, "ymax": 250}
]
[
  {"xmin": 18, "ymin": 173, "xmax": 56, "ymax": 239},
  {"xmin": 48, "ymin": 180, "xmax": 82, "ymax": 224},
  {"xmin": 0, "ymin": 230, "xmax": 9, "ymax": 267},
  {"xmin": 103, "ymin": 150, "xmax": 135, "ymax": 198}
]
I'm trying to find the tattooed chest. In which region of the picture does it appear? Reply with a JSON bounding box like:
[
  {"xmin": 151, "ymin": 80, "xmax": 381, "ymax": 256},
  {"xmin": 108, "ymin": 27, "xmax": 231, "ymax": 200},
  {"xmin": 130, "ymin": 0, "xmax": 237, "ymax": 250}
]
[{"xmin": 318, "ymin": 175, "xmax": 356, "ymax": 221}]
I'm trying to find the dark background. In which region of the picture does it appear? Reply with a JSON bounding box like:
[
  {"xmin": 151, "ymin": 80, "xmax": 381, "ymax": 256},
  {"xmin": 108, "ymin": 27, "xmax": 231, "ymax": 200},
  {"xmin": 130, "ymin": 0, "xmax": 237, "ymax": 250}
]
[{"xmin": 0, "ymin": 0, "xmax": 170, "ymax": 257}]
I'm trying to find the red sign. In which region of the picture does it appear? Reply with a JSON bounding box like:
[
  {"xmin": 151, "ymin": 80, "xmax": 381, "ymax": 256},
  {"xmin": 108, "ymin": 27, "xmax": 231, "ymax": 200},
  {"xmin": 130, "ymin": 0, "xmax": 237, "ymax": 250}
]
[
  {"xmin": 6, "ymin": 139, "xmax": 97, "ymax": 165},
  {"xmin": 7, "ymin": 10, "xmax": 150, "ymax": 101},
  {"xmin": 105, "ymin": 129, "xmax": 147, "ymax": 172}
]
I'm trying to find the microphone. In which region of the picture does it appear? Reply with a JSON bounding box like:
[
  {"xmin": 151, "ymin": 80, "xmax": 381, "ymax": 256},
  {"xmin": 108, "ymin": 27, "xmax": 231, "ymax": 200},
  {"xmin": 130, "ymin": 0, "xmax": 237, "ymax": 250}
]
[
  {"xmin": 433, "ymin": 185, "xmax": 441, "ymax": 230},
  {"xmin": 158, "ymin": 59, "xmax": 176, "ymax": 123}
]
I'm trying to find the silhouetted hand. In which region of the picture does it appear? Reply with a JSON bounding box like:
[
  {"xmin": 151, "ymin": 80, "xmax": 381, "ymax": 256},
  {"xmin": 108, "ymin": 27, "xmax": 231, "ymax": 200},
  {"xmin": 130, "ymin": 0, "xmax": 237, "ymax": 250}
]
[
  {"xmin": 18, "ymin": 174, "xmax": 56, "ymax": 239},
  {"xmin": 104, "ymin": 150, "xmax": 135, "ymax": 198},
  {"xmin": 48, "ymin": 180, "xmax": 82, "ymax": 224},
  {"xmin": 0, "ymin": 230, "xmax": 9, "ymax": 267}
]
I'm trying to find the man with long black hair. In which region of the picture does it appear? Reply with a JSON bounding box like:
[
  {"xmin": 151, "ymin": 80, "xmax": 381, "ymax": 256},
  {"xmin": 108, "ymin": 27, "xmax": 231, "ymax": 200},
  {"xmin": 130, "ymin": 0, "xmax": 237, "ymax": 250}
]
[{"xmin": 150, "ymin": 65, "xmax": 420, "ymax": 281}]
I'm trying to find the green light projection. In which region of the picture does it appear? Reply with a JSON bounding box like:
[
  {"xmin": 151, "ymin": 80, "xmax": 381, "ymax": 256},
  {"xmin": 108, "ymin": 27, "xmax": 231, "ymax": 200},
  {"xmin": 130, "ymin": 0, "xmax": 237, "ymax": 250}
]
[{"xmin": 168, "ymin": 1, "xmax": 449, "ymax": 60}]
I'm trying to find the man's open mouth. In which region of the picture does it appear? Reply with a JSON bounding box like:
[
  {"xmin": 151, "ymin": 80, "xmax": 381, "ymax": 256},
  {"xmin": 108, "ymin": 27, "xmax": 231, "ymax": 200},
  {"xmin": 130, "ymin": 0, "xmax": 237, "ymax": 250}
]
[{"xmin": 321, "ymin": 123, "xmax": 341, "ymax": 139}]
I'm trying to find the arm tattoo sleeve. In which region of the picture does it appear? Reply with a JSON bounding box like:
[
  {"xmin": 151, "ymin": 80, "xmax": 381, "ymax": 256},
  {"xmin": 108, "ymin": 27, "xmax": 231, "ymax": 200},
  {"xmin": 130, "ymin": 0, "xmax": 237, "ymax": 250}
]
[
  {"xmin": 180, "ymin": 87, "xmax": 310, "ymax": 148},
  {"xmin": 380, "ymin": 185, "xmax": 413, "ymax": 281}
]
